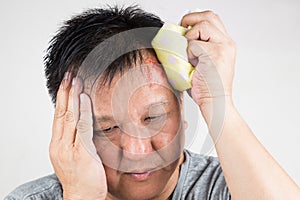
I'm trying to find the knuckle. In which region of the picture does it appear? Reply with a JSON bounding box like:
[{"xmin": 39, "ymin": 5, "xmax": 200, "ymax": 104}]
[
  {"xmin": 182, "ymin": 13, "xmax": 188, "ymax": 20},
  {"xmin": 68, "ymin": 87, "xmax": 74, "ymax": 99},
  {"xmin": 217, "ymin": 47, "xmax": 227, "ymax": 58},
  {"xmin": 213, "ymin": 44, "xmax": 225, "ymax": 57},
  {"xmin": 215, "ymin": 44, "xmax": 235, "ymax": 61},
  {"xmin": 80, "ymin": 106, "xmax": 91, "ymax": 114},
  {"xmin": 188, "ymin": 40, "xmax": 199, "ymax": 49},
  {"xmin": 204, "ymin": 10, "xmax": 216, "ymax": 18},
  {"xmin": 64, "ymin": 110, "xmax": 74, "ymax": 123},
  {"xmin": 224, "ymin": 39, "xmax": 237, "ymax": 54},
  {"xmin": 58, "ymin": 144, "xmax": 73, "ymax": 158},
  {"xmin": 49, "ymin": 143, "xmax": 76, "ymax": 165},
  {"xmin": 214, "ymin": 13, "xmax": 220, "ymax": 19},
  {"xmin": 199, "ymin": 20, "xmax": 210, "ymax": 27},
  {"xmin": 181, "ymin": 14, "xmax": 189, "ymax": 25},
  {"xmin": 54, "ymin": 106, "xmax": 66, "ymax": 119},
  {"xmin": 77, "ymin": 119, "xmax": 92, "ymax": 133}
]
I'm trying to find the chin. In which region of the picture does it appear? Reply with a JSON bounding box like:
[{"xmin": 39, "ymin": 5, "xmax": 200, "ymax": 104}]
[{"xmin": 105, "ymin": 159, "xmax": 180, "ymax": 200}]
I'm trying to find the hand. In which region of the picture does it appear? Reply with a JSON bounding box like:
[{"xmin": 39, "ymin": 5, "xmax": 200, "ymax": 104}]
[
  {"xmin": 181, "ymin": 11, "xmax": 236, "ymax": 108},
  {"xmin": 49, "ymin": 72, "xmax": 107, "ymax": 200}
]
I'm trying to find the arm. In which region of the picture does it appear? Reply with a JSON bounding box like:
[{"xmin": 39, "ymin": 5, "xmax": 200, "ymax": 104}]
[
  {"xmin": 181, "ymin": 11, "xmax": 300, "ymax": 199},
  {"xmin": 201, "ymin": 97, "xmax": 300, "ymax": 199}
]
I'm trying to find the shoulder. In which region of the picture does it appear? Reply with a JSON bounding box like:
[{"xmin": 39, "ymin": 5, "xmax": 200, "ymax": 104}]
[
  {"xmin": 175, "ymin": 149, "xmax": 231, "ymax": 199},
  {"xmin": 183, "ymin": 150, "xmax": 225, "ymax": 184},
  {"xmin": 185, "ymin": 149, "xmax": 220, "ymax": 167},
  {"xmin": 4, "ymin": 174, "xmax": 62, "ymax": 200}
]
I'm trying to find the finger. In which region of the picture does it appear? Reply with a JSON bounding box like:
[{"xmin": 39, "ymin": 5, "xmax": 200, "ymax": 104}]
[
  {"xmin": 185, "ymin": 20, "xmax": 226, "ymax": 43},
  {"xmin": 186, "ymin": 40, "xmax": 213, "ymax": 66},
  {"xmin": 62, "ymin": 76, "xmax": 83, "ymax": 144},
  {"xmin": 187, "ymin": 40, "xmax": 223, "ymax": 95},
  {"xmin": 75, "ymin": 93, "xmax": 97, "ymax": 155},
  {"xmin": 181, "ymin": 10, "xmax": 228, "ymax": 35},
  {"xmin": 52, "ymin": 72, "xmax": 72, "ymax": 141}
]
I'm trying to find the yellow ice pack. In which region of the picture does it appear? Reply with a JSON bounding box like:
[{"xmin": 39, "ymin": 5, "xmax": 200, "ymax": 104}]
[{"xmin": 151, "ymin": 23, "xmax": 195, "ymax": 91}]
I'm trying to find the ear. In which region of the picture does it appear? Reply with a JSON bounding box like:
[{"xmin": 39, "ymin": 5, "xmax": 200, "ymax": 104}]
[
  {"xmin": 178, "ymin": 92, "xmax": 188, "ymax": 131},
  {"xmin": 184, "ymin": 120, "xmax": 188, "ymax": 130}
]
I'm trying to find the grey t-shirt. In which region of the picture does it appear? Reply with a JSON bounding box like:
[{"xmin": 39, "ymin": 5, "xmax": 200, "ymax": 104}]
[{"xmin": 5, "ymin": 150, "xmax": 230, "ymax": 199}]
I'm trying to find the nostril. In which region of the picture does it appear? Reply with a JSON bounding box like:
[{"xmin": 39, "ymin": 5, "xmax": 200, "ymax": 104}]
[
  {"xmin": 120, "ymin": 134, "xmax": 153, "ymax": 159},
  {"xmin": 122, "ymin": 149, "xmax": 152, "ymax": 161}
]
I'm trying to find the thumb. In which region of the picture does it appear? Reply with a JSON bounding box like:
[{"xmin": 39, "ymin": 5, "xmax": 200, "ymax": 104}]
[{"xmin": 187, "ymin": 39, "xmax": 210, "ymax": 63}]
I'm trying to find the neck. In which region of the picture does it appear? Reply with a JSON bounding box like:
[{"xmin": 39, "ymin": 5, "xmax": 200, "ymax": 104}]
[{"xmin": 158, "ymin": 154, "xmax": 185, "ymax": 200}]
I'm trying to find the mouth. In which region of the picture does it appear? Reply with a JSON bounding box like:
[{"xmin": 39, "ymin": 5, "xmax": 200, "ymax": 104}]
[{"xmin": 124, "ymin": 168, "xmax": 157, "ymax": 181}]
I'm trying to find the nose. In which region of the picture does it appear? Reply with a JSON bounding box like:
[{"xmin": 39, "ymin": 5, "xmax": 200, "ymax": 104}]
[{"xmin": 120, "ymin": 131, "xmax": 153, "ymax": 160}]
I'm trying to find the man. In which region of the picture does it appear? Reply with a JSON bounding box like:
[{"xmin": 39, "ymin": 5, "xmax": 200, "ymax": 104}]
[{"xmin": 5, "ymin": 5, "xmax": 300, "ymax": 200}]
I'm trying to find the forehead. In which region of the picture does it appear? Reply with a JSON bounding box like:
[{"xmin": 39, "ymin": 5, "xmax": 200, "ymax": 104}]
[{"xmin": 88, "ymin": 59, "xmax": 177, "ymax": 117}]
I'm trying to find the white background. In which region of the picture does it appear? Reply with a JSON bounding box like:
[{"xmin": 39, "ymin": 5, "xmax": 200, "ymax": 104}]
[{"xmin": 1, "ymin": 0, "xmax": 299, "ymax": 198}]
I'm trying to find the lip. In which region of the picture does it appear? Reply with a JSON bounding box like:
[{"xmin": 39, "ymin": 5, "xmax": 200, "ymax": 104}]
[
  {"xmin": 128, "ymin": 171, "xmax": 151, "ymax": 181},
  {"xmin": 125, "ymin": 168, "xmax": 157, "ymax": 181}
]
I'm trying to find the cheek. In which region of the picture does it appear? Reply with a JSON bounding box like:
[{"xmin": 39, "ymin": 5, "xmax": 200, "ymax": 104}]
[
  {"xmin": 93, "ymin": 136, "xmax": 122, "ymax": 169},
  {"xmin": 151, "ymin": 124, "xmax": 178, "ymax": 149},
  {"xmin": 151, "ymin": 113, "xmax": 185, "ymax": 161},
  {"xmin": 91, "ymin": 138, "xmax": 123, "ymax": 193},
  {"xmin": 103, "ymin": 165, "xmax": 122, "ymax": 194}
]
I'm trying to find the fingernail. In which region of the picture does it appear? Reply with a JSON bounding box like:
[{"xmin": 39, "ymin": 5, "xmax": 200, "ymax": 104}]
[
  {"xmin": 185, "ymin": 9, "xmax": 191, "ymax": 14},
  {"xmin": 62, "ymin": 72, "xmax": 71, "ymax": 90},
  {"xmin": 192, "ymin": 8, "xmax": 203, "ymax": 12},
  {"xmin": 80, "ymin": 93, "xmax": 85, "ymax": 102},
  {"xmin": 63, "ymin": 72, "xmax": 69, "ymax": 80},
  {"xmin": 72, "ymin": 77, "xmax": 76, "ymax": 85}
]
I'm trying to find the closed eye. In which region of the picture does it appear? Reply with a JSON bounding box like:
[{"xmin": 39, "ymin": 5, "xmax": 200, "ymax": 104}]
[
  {"xmin": 144, "ymin": 116, "xmax": 157, "ymax": 122},
  {"xmin": 102, "ymin": 125, "xmax": 119, "ymax": 133},
  {"xmin": 94, "ymin": 125, "xmax": 119, "ymax": 137},
  {"xmin": 144, "ymin": 114, "xmax": 165, "ymax": 123}
]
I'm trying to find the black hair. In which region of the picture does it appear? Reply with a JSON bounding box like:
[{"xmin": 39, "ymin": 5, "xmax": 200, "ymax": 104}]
[{"xmin": 44, "ymin": 5, "xmax": 164, "ymax": 105}]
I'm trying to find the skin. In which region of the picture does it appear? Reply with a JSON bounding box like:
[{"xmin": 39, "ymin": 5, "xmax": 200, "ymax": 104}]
[
  {"xmin": 91, "ymin": 61, "xmax": 186, "ymax": 200},
  {"xmin": 49, "ymin": 10, "xmax": 300, "ymax": 200}
]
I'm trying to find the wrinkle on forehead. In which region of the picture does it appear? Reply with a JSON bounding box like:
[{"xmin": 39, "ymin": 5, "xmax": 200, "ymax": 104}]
[
  {"xmin": 86, "ymin": 57, "xmax": 170, "ymax": 114},
  {"xmin": 91, "ymin": 58, "xmax": 169, "ymax": 94},
  {"xmin": 83, "ymin": 53, "xmax": 183, "ymax": 118}
]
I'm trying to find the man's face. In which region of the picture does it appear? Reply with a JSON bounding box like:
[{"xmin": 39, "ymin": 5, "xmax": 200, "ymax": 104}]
[{"xmin": 89, "ymin": 57, "xmax": 185, "ymax": 200}]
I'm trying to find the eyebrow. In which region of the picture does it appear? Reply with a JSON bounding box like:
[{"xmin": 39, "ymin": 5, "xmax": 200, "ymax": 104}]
[
  {"xmin": 94, "ymin": 101, "xmax": 169, "ymax": 123},
  {"xmin": 94, "ymin": 115, "xmax": 115, "ymax": 124},
  {"xmin": 144, "ymin": 101, "xmax": 169, "ymax": 109}
]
